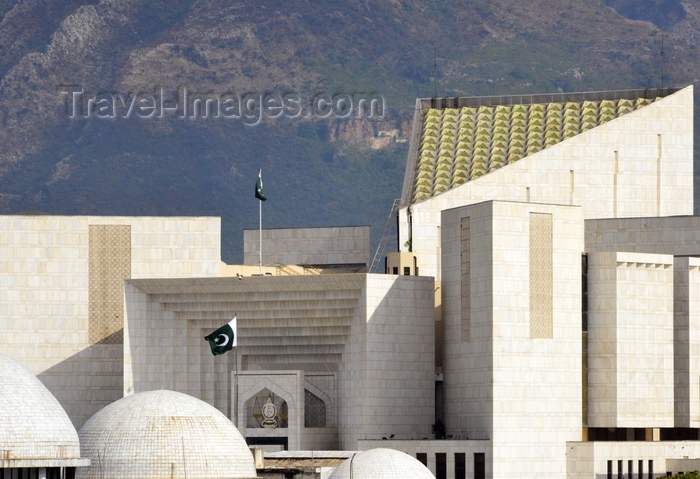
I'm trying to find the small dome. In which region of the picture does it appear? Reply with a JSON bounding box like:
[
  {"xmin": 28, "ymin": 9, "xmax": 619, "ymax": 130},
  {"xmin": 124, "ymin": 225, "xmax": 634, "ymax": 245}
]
[
  {"xmin": 0, "ymin": 353, "xmax": 81, "ymax": 459},
  {"xmin": 329, "ymin": 448, "xmax": 435, "ymax": 479},
  {"xmin": 76, "ymin": 390, "xmax": 256, "ymax": 479}
]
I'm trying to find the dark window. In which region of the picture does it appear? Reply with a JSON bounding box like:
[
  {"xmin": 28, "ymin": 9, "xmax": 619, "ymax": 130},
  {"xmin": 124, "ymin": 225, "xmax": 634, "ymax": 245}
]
[
  {"xmin": 416, "ymin": 452, "xmax": 427, "ymax": 466},
  {"xmin": 474, "ymin": 452, "xmax": 485, "ymax": 479},
  {"xmin": 245, "ymin": 436, "xmax": 289, "ymax": 450},
  {"xmin": 455, "ymin": 453, "xmax": 466, "ymax": 479},
  {"xmin": 649, "ymin": 460, "xmax": 654, "ymax": 479},
  {"xmin": 436, "ymin": 453, "xmax": 447, "ymax": 479},
  {"xmin": 629, "ymin": 460, "xmax": 633, "ymax": 478},
  {"xmin": 392, "ymin": 266, "xmax": 398, "ymax": 275},
  {"xmin": 403, "ymin": 266, "xmax": 411, "ymax": 276},
  {"xmin": 607, "ymin": 460, "xmax": 613, "ymax": 479},
  {"xmin": 661, "ymin": 427, "xmax": 699, "ymax": 440},
  {"xmin": 618, "ymin": 460, "xmax": 623, "ymax": 479},
  {"xmin": 589, "ymin": 428, "xmax": 629, "ymax": 441},
  {"xmin": 638, "ymin": 460, "xmax": 643, "ymax": 479}
]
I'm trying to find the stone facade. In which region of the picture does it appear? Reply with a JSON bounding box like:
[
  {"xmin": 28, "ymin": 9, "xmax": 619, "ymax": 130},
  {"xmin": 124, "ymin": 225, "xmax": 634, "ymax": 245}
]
[
  {"xmin": 243, "ymin": 226, "xmax": 370, "ymax": 268},
  {"xmin": 399, "ymin": 87, "xmax": 694, "ymax": 280},
  {"xmin": 124, "ymin": 273, "xmax": 435, "ymax": 451},
  {"xmin": 441, "ymin": 201, "xmax": 584, "ymax": 478},
  {"xmin": 0, "ymin": 215, "xmax": 221, "ymax": 428},
  {"xmin": 587, "ymin": 252, "xmax": 675, "ymax": 428}
]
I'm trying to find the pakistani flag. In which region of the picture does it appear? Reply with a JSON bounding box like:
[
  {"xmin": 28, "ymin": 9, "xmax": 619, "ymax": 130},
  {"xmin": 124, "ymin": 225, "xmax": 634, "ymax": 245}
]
[
  {"xmin": 255, "ymin": 169, "xmax": 267, "ymax": 201},
  {"xmin": 204, "ymin": 317, "xmax": 237, "ymax": 356}
]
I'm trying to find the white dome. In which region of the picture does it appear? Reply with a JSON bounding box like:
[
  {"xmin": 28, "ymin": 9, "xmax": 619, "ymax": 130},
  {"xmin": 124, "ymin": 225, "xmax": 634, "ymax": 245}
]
[
  {"xmin": 76, "ymin": 390, "xmax": 256, "ymax": 479},
  {"xmin": 329, "ymin": 448, "xmax": 435, "ymax": 479},
  {"xmin": 0, "ymin": 353, "xmax": 81, "ymax": 460}
]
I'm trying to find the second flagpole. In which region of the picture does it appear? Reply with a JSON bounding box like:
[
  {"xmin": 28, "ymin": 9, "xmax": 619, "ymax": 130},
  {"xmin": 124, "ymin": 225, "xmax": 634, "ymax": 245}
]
[{"xmin": 255, "ymin": 168, "xmax": 266, "ymax": 274}]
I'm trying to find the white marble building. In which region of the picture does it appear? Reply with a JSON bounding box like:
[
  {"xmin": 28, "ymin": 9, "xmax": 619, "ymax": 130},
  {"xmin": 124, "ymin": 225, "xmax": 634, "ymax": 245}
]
[
  {"xmin": 385, "ymin": 85, "xmax": 700, "ymax": 479},
  {"xmin": 398, "ymin": 87, "xmax": 694, "ymax": 280},
  {"xmin": 0, "ymin": 216, "xmax": 222, "ymax": 428},
  {"xmin": 2, "ymin": 85, "xmax": 700, "ymax": 479},
  {"xmin": 123, "ymin": 273, "xmax": 436, "ymax": 452}
]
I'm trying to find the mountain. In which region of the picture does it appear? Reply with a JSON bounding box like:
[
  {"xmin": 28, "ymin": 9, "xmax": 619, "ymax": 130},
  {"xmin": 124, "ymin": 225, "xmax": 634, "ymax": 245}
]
[{"xmin": 0, "ymin": 0, "xmax": 698, "ymax": 263}]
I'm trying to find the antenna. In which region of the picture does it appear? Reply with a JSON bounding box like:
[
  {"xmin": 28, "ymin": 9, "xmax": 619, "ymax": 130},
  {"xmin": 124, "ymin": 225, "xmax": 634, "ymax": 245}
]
[
  {"xmin": 429, "ymin": 45, "xmax": 438, "ymax": 98},
  {"xmin": 661, "ymin": 33, "xmax": 665, "ymax": 90},
  {"xmin": 434, "ymin": 45, "xmax": 437, "ymax": 98}
]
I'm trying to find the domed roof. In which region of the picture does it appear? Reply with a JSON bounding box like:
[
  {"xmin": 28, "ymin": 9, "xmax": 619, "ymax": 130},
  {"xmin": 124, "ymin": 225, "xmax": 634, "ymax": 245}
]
[
  {"xmin": 76, "ymin": 389, "xmax": 256, "ymax": 479},
  {"xmin": 0, "ymin": 353, "xmax": 81, "ymax": 460},
  {"xmin": 329, "ymin": 448, "xmax": 435, "ymax": 479}
]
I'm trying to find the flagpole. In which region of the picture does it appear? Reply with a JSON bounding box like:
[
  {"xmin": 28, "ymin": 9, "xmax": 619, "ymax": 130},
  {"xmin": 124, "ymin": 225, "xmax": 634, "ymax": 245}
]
[
  {"xmin": 255, "ymin": 168, "xmax": 265, "ymax": 274},
  {"xmin": 234, "ymin": 346, "xmax": 239, "ymax": 426}
]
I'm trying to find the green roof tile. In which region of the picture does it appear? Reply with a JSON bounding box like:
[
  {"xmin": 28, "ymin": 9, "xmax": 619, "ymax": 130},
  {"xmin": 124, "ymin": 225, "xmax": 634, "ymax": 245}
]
[{"xmin": 409, "ymin": 92, "xmax": 660, "ymax": 202}]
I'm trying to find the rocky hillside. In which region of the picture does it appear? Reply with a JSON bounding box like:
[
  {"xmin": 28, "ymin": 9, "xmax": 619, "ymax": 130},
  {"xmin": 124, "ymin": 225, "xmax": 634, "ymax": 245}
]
[{"xmin": 0, "ymin": 0, "xmax": 698, "ymax": 263}]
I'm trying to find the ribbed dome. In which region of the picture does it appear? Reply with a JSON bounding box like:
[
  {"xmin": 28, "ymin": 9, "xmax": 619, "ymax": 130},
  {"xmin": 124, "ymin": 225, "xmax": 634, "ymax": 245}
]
[
  {"xmin": 76, "ymin": 390, "xmax": 256, "ymax": 479},
  {"xmin": 329, "ymin": 448, "xmax": 435, "ymax": 479},
  {"xmin": 0, "ymin": 353, "xmax": 81, "ymax": 459}
]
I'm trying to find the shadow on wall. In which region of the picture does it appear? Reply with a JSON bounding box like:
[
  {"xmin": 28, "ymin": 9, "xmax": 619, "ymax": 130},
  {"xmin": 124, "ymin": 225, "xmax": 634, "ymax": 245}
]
[{"xmin": 37, "ymin": 330, "xmax": 124, "ymax": 430}]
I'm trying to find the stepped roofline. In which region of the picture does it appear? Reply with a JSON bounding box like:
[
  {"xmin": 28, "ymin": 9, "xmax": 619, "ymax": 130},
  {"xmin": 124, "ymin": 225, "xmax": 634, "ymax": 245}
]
[{"xmin": 418, "ymin": 87, "xmax": 683, "ymax": 110}]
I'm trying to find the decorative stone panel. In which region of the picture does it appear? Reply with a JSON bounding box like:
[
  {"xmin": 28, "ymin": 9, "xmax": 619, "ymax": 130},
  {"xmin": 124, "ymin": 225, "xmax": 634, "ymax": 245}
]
[
  {"xmin": 88, "ymin": 225, "xmax": 131, "ymax": 344},
  {"xmin": 530, "ymin": 212, "xmax": 553, "ymax": 339}
]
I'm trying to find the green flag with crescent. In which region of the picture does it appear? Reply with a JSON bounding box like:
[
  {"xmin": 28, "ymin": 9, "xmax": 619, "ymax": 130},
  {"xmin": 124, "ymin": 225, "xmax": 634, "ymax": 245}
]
[
  {"xmin": 204, "ymin": 317, "xmax": 237, "ymax": 355},
  {"xmin": 255, "ymin": 169, "xmax": 267, "ymax": 201}
]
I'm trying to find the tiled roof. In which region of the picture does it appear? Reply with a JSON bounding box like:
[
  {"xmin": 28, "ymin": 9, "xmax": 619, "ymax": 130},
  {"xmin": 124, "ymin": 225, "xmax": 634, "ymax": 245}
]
[{"xmin": 410, "ymin": 93, "xmax": 661, "ymax": 203}]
